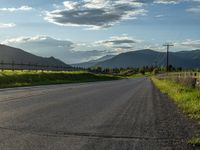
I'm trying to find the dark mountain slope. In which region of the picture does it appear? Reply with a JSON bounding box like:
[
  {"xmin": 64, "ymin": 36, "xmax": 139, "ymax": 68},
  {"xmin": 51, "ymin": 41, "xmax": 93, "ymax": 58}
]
[
  {"xmin": 72, "ymin": 55, "xmax": 115, "ymax": 68},
  {"xmin": 0, "ymin": 44, "xmax": 71, "ymax": 67},
  {"xmin": 96, "ymin": 49, "xmax": 200, "ymax": 69}
]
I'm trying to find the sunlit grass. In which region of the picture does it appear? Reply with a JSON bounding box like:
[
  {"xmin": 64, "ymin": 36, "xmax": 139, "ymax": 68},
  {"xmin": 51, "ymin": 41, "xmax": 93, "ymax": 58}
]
[
  {"xmin": 152, "ymin": 77, "xmax": 200, "ymax": 119},
  {"xmin": 188, "ymin": 137, "xmax": 200, "ymax": 146},
  {"xmin": 127, "ymin": 72, "xmax": 151, "ymax": 78},
  {"xmin": 0, "ymin": 70, "xmax": 86, "ymax": 75},
  {"xmin": 0, "ymin": 70, "xmax": 120, "ymax": 88},
  {"xmin": 152, "ymin": 77, "xmax": 200, "ymax": 146}
]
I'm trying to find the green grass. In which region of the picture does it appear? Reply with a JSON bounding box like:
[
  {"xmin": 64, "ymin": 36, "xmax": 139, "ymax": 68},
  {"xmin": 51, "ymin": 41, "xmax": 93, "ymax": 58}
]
[
  {"xmin": 152, "ymin": 77, "xmax": 200, "ymax": 119},
  {"xmin": 188, "ymin": 137, "xmax": 200, "ymax": 146},
  {"xmin": 0, "ymin": 70, "xmax": 120, "ymax": 88},
  {"xmin": 127, "ymin": 72, "xmax": 152, "ymax": 78},
  {"xmin": 152, "ymin": 77, "xmax": 200, "ymax": 146}
]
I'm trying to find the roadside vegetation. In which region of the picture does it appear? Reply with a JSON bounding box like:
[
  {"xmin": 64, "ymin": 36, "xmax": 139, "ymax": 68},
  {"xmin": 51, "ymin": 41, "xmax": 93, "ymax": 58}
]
[
  {"xmin": 188, "ymin": 137, "xmax": 200, "ymax": 146},
  {"xmin": 87, "ymin": 66, "xmax": 156, "ymax": 78},
  {"xmin": 0, "ymin": 70, "xmax": 120, "ymax": 88},
  {"xmin": 0, "ymin": 66, "xmax": 154, "ymax": 88},
  {"xmin": 86, "ymin": 64, "xmax": 194, "ymax": 78},
  {"xmin": 152, "ymin": 77, "xmax": 200, "ymax": 119},
  {"xmin": 152, "ymin": 77, "xmax": 200, "ymax": 146},
  {"xmin": 0, "ymin": 65, "xmax": 180, "ymax": 88}
]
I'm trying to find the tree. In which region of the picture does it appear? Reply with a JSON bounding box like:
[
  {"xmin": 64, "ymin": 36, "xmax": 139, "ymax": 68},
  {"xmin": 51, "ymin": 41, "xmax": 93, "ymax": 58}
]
[
  {"xmin": 176, "ymin": 67, "xmax": 182, "ymax": 72},
  {"xmin": 139, "ymin": 68, "xmax": 145, "ymax": 75},
  {"xmin": 152, "ymin": 68, "xmax": 159, "ymax": 75},
  {"xmin": 96, "ymin": 66, "xmax": 102, "ymax": 73},
  {"xmin": 168, "ymin": 65, "xmax": 175, "ymax": 72}
]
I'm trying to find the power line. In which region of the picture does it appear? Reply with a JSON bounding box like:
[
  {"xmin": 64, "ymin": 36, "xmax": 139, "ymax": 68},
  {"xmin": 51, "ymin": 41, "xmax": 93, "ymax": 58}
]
[{"xmin": 163, "ymin": 43, "xmax": 174, "ymax": 72}]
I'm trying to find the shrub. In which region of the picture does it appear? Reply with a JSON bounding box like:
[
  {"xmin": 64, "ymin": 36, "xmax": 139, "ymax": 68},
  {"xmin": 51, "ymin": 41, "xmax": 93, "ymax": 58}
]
[
  {"xmin": 139, "ymin": 68, "xmax": 145, "ymax": 75},
  {"xmin": 152, "ymin": 68, "xmax": 159, "ymax": 75},
  {"xmin": 180, "ymin": 77, "xmax": 196, "ymax": 88}
]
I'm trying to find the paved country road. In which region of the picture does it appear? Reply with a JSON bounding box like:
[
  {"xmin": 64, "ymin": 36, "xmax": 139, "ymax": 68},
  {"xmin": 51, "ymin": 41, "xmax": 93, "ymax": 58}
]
[{"xmin": 0, "ymin": 78, "xmax": 199, "ymax": 150}]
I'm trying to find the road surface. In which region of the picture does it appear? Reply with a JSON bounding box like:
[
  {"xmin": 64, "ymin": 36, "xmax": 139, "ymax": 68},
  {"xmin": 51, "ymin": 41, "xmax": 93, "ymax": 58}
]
[{"xmin": 0, "ymin": 78, "xmax": 199, "ymax": 150}]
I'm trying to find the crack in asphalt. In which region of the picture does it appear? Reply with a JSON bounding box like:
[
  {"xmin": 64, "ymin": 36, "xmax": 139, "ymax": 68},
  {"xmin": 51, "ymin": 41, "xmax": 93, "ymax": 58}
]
[{"xmin": 0, "ymin": 126, "xmax": 187, "ymax": 142}]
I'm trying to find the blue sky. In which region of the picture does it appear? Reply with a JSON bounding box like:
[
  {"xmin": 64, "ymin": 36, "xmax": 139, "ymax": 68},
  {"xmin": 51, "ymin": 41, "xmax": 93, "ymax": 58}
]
[{"xmin": 0, "ymin": 0, "xmax": 200, "ymax": 63}]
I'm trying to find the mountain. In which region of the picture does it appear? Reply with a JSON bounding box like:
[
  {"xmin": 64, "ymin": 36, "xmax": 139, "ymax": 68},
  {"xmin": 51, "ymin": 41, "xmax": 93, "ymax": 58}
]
[
  {"xmin": 0, "ymin": 44, "xmax": 71, "ymax": 68},
  {"xmin": 72, "ymin": 55, "xmax": 115, "ymax": 68},
  {"xmin": 96, "ymin": 49, "xmax": 200, "ymax": 69}
]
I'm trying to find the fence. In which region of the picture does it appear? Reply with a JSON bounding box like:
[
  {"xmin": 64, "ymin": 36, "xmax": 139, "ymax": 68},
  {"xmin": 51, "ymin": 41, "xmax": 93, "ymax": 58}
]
[
  {"xmin": 0, "ymin": 61, "xmax": 74, "ymax": 71},
  {"xmin": 157, "ymin": 72, "xmax": 200, "ymax": 88}
]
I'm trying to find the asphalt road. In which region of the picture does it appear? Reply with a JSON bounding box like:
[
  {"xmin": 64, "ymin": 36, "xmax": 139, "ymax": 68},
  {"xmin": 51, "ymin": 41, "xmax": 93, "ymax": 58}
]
[{"xmin": 0, "ymin": 78, "xmax": 199, "ymax": 150}]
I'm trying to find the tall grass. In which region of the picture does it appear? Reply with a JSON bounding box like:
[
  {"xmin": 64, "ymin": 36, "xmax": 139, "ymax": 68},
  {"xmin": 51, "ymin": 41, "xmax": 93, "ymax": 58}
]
[
  {"xmin": 152, "ymin": 77, "xmax": 200, "ymax": 119},
  {"xmin": 152, "ymin": 77, "xmax": 200, "ymax": 145},
  {"xmin": 0, "ymin": 70, "xmax": 120, "ymax": 88}
]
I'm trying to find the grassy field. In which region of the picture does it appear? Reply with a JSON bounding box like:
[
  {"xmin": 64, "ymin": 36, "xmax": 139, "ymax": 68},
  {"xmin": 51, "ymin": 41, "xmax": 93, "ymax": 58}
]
[
  {"xmin": 0, "ymin": 70, "xmax": 120, "ymax": 88},
  {"xmin": 152, "ymin": 77, "xmax": 200, "ymax": 146},
  {"xmin": 127, "ymin": 72, "xmax": 151, "ymax": 78}
]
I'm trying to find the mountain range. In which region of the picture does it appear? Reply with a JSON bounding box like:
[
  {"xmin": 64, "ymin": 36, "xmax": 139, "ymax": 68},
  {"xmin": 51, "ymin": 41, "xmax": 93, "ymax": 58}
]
[
  {"xmin": 72, "ymin": 55, "xmax": 115, "ymax": 68},
  {"xmin": 0, "ymin": 44, "xmax": 71, "ymax": 68},
  {"xmin": 1, "ymin": 44, "xmax": 200, "ymax": 69},
  {"xmin": 74, "ymin": 49, "xmax": 200, "ymax": 69}
]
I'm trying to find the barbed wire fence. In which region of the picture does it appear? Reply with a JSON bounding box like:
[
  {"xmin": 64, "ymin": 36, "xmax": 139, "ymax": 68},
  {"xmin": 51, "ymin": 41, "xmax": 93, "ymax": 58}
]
[{"xmin": 0, "ymin": 61, "xmax": 77, "ymax": 72}]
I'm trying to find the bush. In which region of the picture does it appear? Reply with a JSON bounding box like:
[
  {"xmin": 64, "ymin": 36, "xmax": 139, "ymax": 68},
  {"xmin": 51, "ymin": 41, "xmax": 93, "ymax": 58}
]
[
  {"xmin": 152, "ymin": 68, "xmax": 159, "ymax": 75},
  {"xmin": 183, "ymin": 77, "xmax": 197, "ymax": 88},
  {"xmin": 139, "ymin": 68, "xmax": 145, "ymax": 75},
  {"xmin": 174, "ymin": 77, "xmax": 197, "ymax": 88}
]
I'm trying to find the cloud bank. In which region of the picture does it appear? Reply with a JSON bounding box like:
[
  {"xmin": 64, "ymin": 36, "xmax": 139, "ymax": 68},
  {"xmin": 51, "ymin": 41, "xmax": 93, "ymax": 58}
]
[
  {"xmin": 0, "ymin": 6, "xmax": 32, "ymax": 12},
  {"xmin": 154, "ymin": 0, "xmax": 181, "ymax": 4},
  {"xmin": 96, "ymin": 35, "xmax": 140, "ymax": 52},
  {"xmin": 45, "ymin": 0, "xmax": 147, "ymax": 30},
  {"xmin": 0, "ymin": 23, "xmax": 16, "ymax": 28},
  {"xmin": 181, "ymin": 39, "xmax": 200, "ymax": 48},
  {"xmin": 186, "ymin": 6, "xmax": 200, "ymax": 13}
]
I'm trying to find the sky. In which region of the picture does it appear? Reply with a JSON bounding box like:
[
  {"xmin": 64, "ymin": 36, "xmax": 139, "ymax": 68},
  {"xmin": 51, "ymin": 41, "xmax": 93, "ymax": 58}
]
[{"xmin": 0, "ymin": 0, "xmax": 200, "ymax": 64}]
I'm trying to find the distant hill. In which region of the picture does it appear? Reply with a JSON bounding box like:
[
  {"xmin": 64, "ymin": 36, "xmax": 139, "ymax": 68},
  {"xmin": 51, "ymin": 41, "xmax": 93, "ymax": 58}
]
[
  {"xmin": 96, "ymin": 49, "xmax": 200, "ymax": 69},
  {"xmin": 0, "ymin": 44, "xmax": 71, "ymax": 68},
  {"xmin": 72, "ymin": 55, "xmax": 115, "ymax": 68}
]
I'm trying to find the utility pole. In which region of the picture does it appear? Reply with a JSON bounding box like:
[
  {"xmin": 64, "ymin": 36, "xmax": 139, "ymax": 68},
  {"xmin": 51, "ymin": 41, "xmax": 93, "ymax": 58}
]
[{"xmin": 163, "ymin": 43, "xmax": 174, "ymax": 72}]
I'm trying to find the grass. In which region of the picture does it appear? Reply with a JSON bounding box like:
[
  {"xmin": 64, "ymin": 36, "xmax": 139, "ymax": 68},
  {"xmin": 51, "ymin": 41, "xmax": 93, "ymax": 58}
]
[
  {"xmin": 152, "ymin": 77, "xmax": 200, "ymax": 146},
  {"xmin": 127, "ymin": 72, "xmax": 151, "ymax": 78},
  {"xmin": 188, "ymin": 137, "xmax": 200, "ymax": 146},
  {"xmin": 0, "ymin": 70, "xmax": 120, "ymax": 88}
]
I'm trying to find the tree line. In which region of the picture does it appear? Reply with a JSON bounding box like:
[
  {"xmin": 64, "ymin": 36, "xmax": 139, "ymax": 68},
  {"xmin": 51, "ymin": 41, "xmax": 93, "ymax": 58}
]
[{"xmin": 87, "ymin": 65, "xmax": 200, "ymax": 76}]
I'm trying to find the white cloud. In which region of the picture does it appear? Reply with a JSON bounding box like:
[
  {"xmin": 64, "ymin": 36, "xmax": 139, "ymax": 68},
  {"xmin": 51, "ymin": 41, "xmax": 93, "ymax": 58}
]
[
  {"xmin": 0, "ymin": 6, "xmax": 32, "ymax": 12},
  {"xmin": 96, "ymin": 35, "xmax": 141, "ymax": 53},
  {"xmin": 180, "ymin": 39, "xmax": 200, "ymax": 48},
  {"xmin": 83, "ymin": 0, "xmax": 110, "ymax": 9},
  {"xmin": 155, "ymin": 14, "xmax": 164, "ymax": 18},
  {"xmin": 153, "ymin": 0, "xmax": 200, "ymax": 4},
  {"xmin": 63, "ymin": 1, "xmax": 78, "ymax": 10},
  {"xmin": 43, "ymin": 0, "xmax": 200, "ymax": 29},
  {"xmin": 2, "ymin": 35, "xmax": 74, "ymax": 49},
  {"xmin": 168, "ymin": 39, "xmax": 200, "ymax": 51},
  {"xmin": 186, "ymin": 6, "xmax": 200, "ymax": 13},
  {"xmin": 154, "ymin": 0, "xmax": 181, "ymax": 4},
  {"xmin": 45, "ymin": 0, "xmax": 147, "ymax": 30},
  {"xmin": 0, "ymin": 23, "xmax": 16, "ymax": 28}
]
